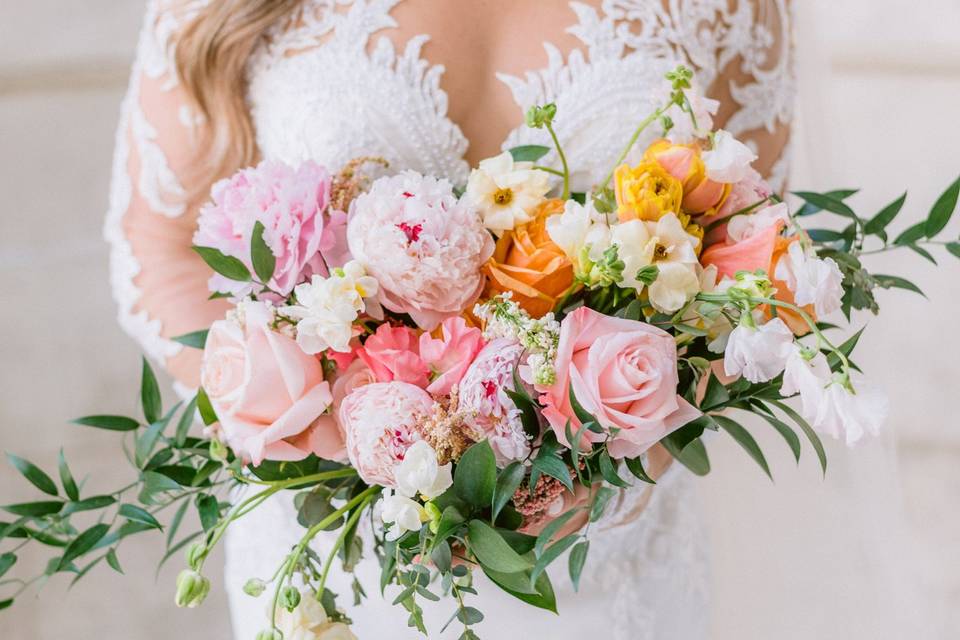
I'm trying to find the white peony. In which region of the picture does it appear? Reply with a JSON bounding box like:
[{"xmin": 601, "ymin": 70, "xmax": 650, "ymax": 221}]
[
  {"xmin": 774, "ymin": 242, "xmax": 844, "ymax": 317},
  {"xmin": 273, "ymin": 591, "xmax": 358, "ymax": 640},
  {"xmin": 393, "ymin": 440, "xmax": 452, "ymax": 500},
  {"xmin": 703, "ymin": 129, "xmax": 758, "ymax": 183},
  {"xmin": 281, "ymin": 261, "xmax": 380, "ymax": 354},
  {"xmin": 812, "ymin": 376, "xmax": 888, "ymax": 446},
  {"xmin": 726, "ymin": 202, "xmax": 790, "ymax": 243},
  {"xmin": 380, "ymin": 491, "xmax": 428, "ymax": 541},
  {"xmin": 723, "ymin": 317, "xmax": 795, "ymax": 383},
  {"xmin": 464, "ymin": 151, "xmax": 551, "ymax": 236}
]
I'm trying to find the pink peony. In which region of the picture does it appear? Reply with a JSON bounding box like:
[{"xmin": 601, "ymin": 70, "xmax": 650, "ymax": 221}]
[
  {"xmin": 346, "ymin": 171, "xmax": 495, "ymax": 330},
  {"xmin": 458, "ymin": 338, "xmax": 532, "ymax": 466},
  {"xmin": 338, "ymin": 382, "xmax": 434, "ymax": 487},
  {"xmin": 357, "ymin": 324, "xmax": 430, "ymax": 388},
  {"xmin": 539, "ymin": 307, "xmax": 700, "ymax": 459},
  {"xmin": 193, "ymin": 160, "xmax": 346, "ymax": 298},
  {"xmin": 419, "ymin": 317, "xmax": 485, "ymax": 396},
  {"xmin": 201, "ymin": 301, "xmax": 344, "ymax": 465}
]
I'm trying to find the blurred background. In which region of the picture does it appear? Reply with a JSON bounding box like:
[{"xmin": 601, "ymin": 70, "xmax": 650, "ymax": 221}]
[{"xmin": 1, "ymin": 1, "xmax": 958, "ymax": 638}]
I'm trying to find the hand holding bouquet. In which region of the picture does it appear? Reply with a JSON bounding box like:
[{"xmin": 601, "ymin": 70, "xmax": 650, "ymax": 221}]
[{"xmin": 4, "ymin": 66, "xmax": 958, "ymax": 639}]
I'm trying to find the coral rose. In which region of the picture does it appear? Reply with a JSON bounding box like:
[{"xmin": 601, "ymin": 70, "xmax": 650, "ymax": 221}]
[
  {"xmin": 538, "ymin": 306, "xmax": 701, "ymax": 459},
  {"xmin": 482, "ymin": 198, "xmax": 575, "ymax": 318}
]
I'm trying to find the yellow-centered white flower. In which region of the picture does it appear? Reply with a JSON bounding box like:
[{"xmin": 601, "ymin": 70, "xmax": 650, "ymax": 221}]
[
  {"xmin": 465, "ymin": 151, "xmax": 551, "ymax": 236},
  {"xmin": 545, "ymin": 199, "xmax": 612, "ymax": 280},
  {"xmin": 393, "ymin": 440, "xmax": 452, "ymax": 500}
]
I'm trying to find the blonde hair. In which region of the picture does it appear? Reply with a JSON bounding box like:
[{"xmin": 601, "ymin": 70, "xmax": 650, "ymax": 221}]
[{"xmin": 174, "ymin": 0, "xmax": 303, "ymax": 198}]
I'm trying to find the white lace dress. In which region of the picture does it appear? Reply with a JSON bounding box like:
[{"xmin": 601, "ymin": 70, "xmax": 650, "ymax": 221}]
[{"xmin": 106, "ymin": 1, "xmax": 795, "ymax": 638}]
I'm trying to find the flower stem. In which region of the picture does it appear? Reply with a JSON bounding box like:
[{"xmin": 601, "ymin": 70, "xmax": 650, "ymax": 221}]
[
  {"xmin": 316, "ymin": 494, "xmax": 374, "ymax": 596},
  {"xmin": 600, "ymin": 101, "xmax": 674, "ymax": 189},
  {"xmin": 544, "ymin": 121, "xmax": 571, "ymax": 200}
]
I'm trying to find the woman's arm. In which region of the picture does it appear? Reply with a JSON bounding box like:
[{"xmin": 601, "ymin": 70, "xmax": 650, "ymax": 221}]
[{"xmin": 106, "ymin": 0, "xmax": 230, "ymax": 390}]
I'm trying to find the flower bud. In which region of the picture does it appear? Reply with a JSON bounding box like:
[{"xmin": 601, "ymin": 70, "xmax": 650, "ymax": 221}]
[
  {"xmin": 255, "ymin": 629, "xmax": 283, "ymax": 640},
  {"xmin": 279, "ymin": 585, "xmax": 301, "ymax": 612},
  {"xmin": 174, "ymin": 569, "xmax": 210, "ymax": 608},
  {"xmin": 210, "ymin": 437, "xmax": 229, "ymax": 463},
  {"xmin": 424, "ymin": 501, "xmax": 442, "ymax": 534},
  {"xmin": 186, "ymin": 541, "xmax": 206, "ymax": 570},
  {"xmin": 242, "ymin": 578, "xmax": 267, "ymax": 597}
]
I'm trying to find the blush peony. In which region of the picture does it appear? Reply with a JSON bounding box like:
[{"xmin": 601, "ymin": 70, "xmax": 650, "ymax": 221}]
[{"xmin": 346, "ymin": 171, "xmax": 495, "ymax": 330}]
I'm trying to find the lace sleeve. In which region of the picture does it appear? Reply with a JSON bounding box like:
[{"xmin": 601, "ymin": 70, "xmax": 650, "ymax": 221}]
[
  {"xmin": 708, "ymin": 0, "xmax": 795, "ymax": 191},
  {"xmin": 104, "ymin": 0, "xmax": 229, "ymax": 389}
]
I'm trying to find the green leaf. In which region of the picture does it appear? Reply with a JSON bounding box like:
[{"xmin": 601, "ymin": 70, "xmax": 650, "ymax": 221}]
[
  {"xmin": 481, "ymin": 566, "xmax": 539, "ymax": 595},
  {"xmin": 467, "ymin": 519, "xmax": 532, "ymax": 573},
  {"xmin": 59, "ymin": 523, "xmax": 109, "ymax": 570},
  {"xmin": 924, "ymin": 175, "xmax": 960, "ymax": 237},
  {"xmin": 196, "ymin": 388, "xmax": 218, "ymax": 426},
  {"xmin": 714, "ymin": 415, "xmax": 771, "ymax": 480},
  {"xmin": 250, "ymin": 221, "xmax": 277, "ymax": 283},
  {"xmin": 457, "ymin": 606, "xmax": 485, "ymax": 626},
  {"xmin": 454, "ymin": 441, "xmax": 498, "ymax": 509},
  {"xmin": 71, "ymin": 415, "xmax": 139, "ymax": 432},
  {"xmin": 57, "ymin": 449, "xmax": 79, "ymax": 501},
  {"xmin": 430, "ymin": 539, "xmax": 452, "ymax": 573},
  {"xmin": 757, "ymin": 412, "xmax": 801, "ymax": 463},
  {"xmin": 492, "ymin": 462, "xmax": 525, "ymax": 522},
  {"xmin": 828, "ymin": 327, "xmax": 865, "ymax": 370},
  {"xmin": 118, "ymin": 504, "xmax": 162, "ymax": 530},
  {"xmin": 770, "ymin": 400, "xmax": 827, "ymax": 476},
  {"xmin": 166, "ymin": 498, "xmax": 191, "ymax": 548},
  {"xmin": 192, "ymin": 246, "xmax": 251, "ymax": 282},
  {"xmin": 792, "ymin": 191, "xmax": 857, "ymax": 219},
  {"xmin": 486, "ymin": 568, "xmax": 557, "ymax": 613},
  {"xmin": 806, "ymin": 229, "xmax": 847, "ymax": 243},
  {"xmin": 794, "ymin": 189, "xmax": 858, "ymax": 217},
  {"xmin": 863, "ymin": 192, "xmax": 906, "ymax": 237},
  {"xmin": 661, "ymin": 435, "xmax": 710, "ymax": 476},
  {"xmin": 598, "ymin": 450, "xmax": 630, "ymax": 489},
  {"xmin": 196, "ymin": 494, "xmax": 219, "ymax": 531},
  {"xmin": 504, "ymin": 388, "xmax": 541, "ymax": 440},
  {"xmin": 171, "ymin": 330, "xmax": 209, "ymax": 349},
  {"xmin": 534, "ymin": 510, "xmax": 577, "ymax": 556},
  {"xmin": 568, "ymin": 540, "xmax": 590, "ymax": 591},
  {"xmin": 141, "ymin": 470, "xmax": 182, "ymax": 497},
  {"xmin": 568, "ymin": 383, "xmax": 598, "ymax": 428},
  {"xmin": 175, "ymin": 396, "xmax": 198, "ymax": 447},
  {"xmin": 530, "ymin": 453, "xmax": 574, "ymax": 493},
  {"xmin": 624, "ymin": 455, "xmax": 656, "ymax": 485},
  {"xmin": 140, "ymin": 358, "xmax": 162, "ymax": 425},
  {"xmin": 135, "ymin": 420, "xmax": 166, "ymax": 469},
  {"xmin": 0, "ymin": 552, "xmax": 17, "ymax": 579},
  {"xmin": 873, "ymin": 274, "xmax": 926, "ymax": 298},
  {"xmin": 589, "ymin": 486, "xmax": 616, "ymax": 523},
  {"xmin": 530, "ymin": 534, "xmax": 579, "ymax": 586},
  {"xmin": 106, "ymin": 548, "xmax": 124, "ymax": 574},
  {"xmin": 6, "ymin": 453, "xmax": 58, "ymax": 496},
  {"xmin": 894, "ymin": 221, "xmax": 926, "ymax": 245},
  {"xmin": 508, "ymin": 144, "xmax": 551, "ymax": 163},
  {"xmin": 701, "ymin": 372, "xmax": 730, "ymax": 410},
  {"xmin": 908, "ymin": 243, "xmax": 938, "ymax": 265},
  {"xmin": 2, "ymin": 500, "xmax": 62, "ymax": 518},
  {"xmin": 61, "ymin": 495, "xmax": 116, "ymax": 516},
  {"xmin": 947, "ymin": 242, "xmax": 960, "ymax": 259},
  {"xmin": 434, "ymin": 506, "xmax": 465, "ymax": 542}
]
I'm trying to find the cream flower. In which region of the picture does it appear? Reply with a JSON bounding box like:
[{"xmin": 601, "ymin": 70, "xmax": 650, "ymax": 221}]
[
  {"xmin": 273, "ymin": 591, "xmax": 358, "ymax": 640},
  {"xmin": 545, "ymin": 199, "xmax": 612, "ymax": 282},
  {"xmin": 781, "ymin": 345, "xmax": 832, "ymax": 415},
  {"xmin": 381, "ymin": 491, "xmax": 428, "ymax": 541},
  {"xmin": 726, "ymin": 202, "xmax": 790, "ymax": 243},
  {"xmin": 703, "ymin": 130, "xmax": 758, "ymax": 183},
  {"xmin": 465, "ymin": 151, "xmax": 551, "ymax": 236},
  {"xmin": 813, "ymin": 376, "xmax": 888, "ymax": 446},
  {"xmin": 774, "ymin": 241, "xmax": 844, "ymax": 316},
  {"xmin": 394, "ymin": 440, "xmax": 453, "ymax": 500},
  {"xmin": 723, "ymin": 317, "xmax": 794, "ymax": 383},
  {"xmin": 281, "ymin": 260, "xmax": 381, "ymax": 354}
]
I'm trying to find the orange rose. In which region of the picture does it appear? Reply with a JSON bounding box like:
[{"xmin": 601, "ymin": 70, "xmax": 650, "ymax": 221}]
[
  {"xmin": 644, "ymin": 140, "xmax": 730, "ymax": 216},
  {"xmin": 482, "ymin": 199, "xmax": 575, "ymax": 317}
]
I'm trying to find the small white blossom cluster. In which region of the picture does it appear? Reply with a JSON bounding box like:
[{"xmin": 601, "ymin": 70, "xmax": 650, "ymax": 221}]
[{"xmin": 473, "ymin": 293, "xmax": 560, "ymax": 386}]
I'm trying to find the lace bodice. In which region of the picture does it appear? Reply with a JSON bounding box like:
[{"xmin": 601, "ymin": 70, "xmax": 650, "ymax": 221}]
[{"xmin": 106, "ymin": 1, "xmax": 794, "ymax": 637}]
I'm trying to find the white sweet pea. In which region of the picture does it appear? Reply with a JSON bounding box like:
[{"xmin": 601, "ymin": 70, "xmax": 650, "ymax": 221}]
[
  {"xmin": 781, "ymin": 345, "xmax": 832, "ymax": 417},
  {"xmin": 545, "ymin": 199, "xmax": 612, "ymax": 280},
  {"xmin": 649, "ymin": 263, "xmax": 701, "ymax": 314},
  {"xmin": 281, "ymin": 261, "xmax": 381, "ymax": 354},
  {"xmin": 723, "ymin": 317, "xmax": 794, "ymax": 383},
  {"xmin": 465, "ymin": 151, "xmax": 551, "ymax": 236},
  {"xmin": 726, "ymin": 202, "xmax": 790, "ymax": 243},
  {"xmin": 665, "ymin": 84, "xmax": 718, "ymax": 143},
  {"xmin": 380, "ymin": 491, "xmax": 428, "ymax": 541},
  {"xmin": 812, "ymin": 376, "xmax": 888, "ymax": 446},
  {"xmin": 703, "ymin": 130, "xmax": 758, "ymax": 183},
  {"xmin": 394, "ymin": 440, "xmax": 452, "ymax": 500},
  {"xmin": 774, "ymin": 242, "xmax": 844, "ymax": 316},
  {"xmin": 272, "ymin": 590, "xmax": 358, "ymax": 640}
]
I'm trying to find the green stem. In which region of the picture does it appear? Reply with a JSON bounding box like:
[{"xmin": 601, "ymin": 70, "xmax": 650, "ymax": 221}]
[
  {"xmin": 544, "ymin": 121, "xmax": 571, "ymax": 200},
  {"xmin": 600, "ymin": 102, "xmax": 673, "ymax": 189},
  {"xmin": 858, "ymin": 239, "xmax": 951, "ymax": 256},
  {"xmin": 316, "ymin": 495, "xmax": 373, "ymax": 596},
  {"xmin": 532, "ymin": 165, "xmax": 565, "ymax": 178}
]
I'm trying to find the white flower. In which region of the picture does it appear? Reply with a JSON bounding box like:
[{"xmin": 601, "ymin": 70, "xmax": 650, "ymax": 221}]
[
  {"xmin": 393, "ymin": 440, "xmax": 452, "ymax": 500},
  {"xmin": 465, "ymin": 151, "xmax": 551, "ymax": 236},
  {"xmin": 781, "ymin": 345, "xmax": 832, "ymax": 417},
  {"xmin": 726, "ymin": 202, "xmax": 790, "ymax": 243},
  {"xmin": 812, "ymin": 376, "xmax": 888, "ymax": 446},
  {"xmin": 273, "ymin": 590, "xmax": 358, "ymax": 640},
  {"xmin": 281, "ymin": 261, "xmax": 381, "ymax": 354},
  {"xmin": 665, "ymin": 84, "xmax": 718, "ymax": 143},
  {"xmin": 774, "ymin": 242, "xmax": 844, "ymax": 316},
  {"xmin": 380, "ymin": 491, "xmax": 428, "ymax": 541},
  {"xmin": 723, "ymin": 317, "xmax": 794, "ymax": 383},
  {"xmin": 703, "ymin": 130, "xmax": 758, "ymax": 183},
  {"xmin": 545, "ymin": 199, "xmax": 612, "ymax": 278}
]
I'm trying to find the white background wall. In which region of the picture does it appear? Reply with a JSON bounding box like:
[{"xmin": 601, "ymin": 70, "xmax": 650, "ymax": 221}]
[{"xmin": 1, "ymin": 2, "xmax": 958, "ymax": 639}]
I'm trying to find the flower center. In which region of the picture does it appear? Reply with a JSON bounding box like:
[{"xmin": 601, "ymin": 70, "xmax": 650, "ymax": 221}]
[
  {"xmin": 396, "ymin": 221, "xmax": 423, "ymax": 244},
  {"xmin": 493, "ymin": 188, "xmax": 514, "ymax": 206},
  {"xmin": 481, "ymin": 380, "xmax": 498, "ymax": 398},
  {"xmin": 653, "ymin": 243, "xmax": 669, "ymax": 261}
]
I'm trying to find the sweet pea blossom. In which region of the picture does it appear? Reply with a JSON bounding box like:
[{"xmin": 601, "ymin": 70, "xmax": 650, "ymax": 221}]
[
  {"xmin": 726, "ymin": 202, "xmax": 790, "ymax": 243},
  {"xmin": 393, "ymin": 440, "xmax": 453, "ymax": 499},
  {"xmin": 703, "ymin": 130, "xmax": 758, "ymax": 183},
  {"xmin": 775, "ymin": 241, "xmax": 844, "ymax": 316},
  {"xmin": 272, "ymin": 591, "xmax": 357, "ymax": 640},
  {"xmin": 381, "ymin": 491, "xmax": 428, "ymax": 541},
  {"xmin": 545, "ymin": 199, "xmax": 613, "ymax": 281},
  {"xmin": 723, "ymin": 317, "xmax": 794, "ymax": 383},
  {"xmin": 812, "ymin": 376, "xmax": 888, "ymax": 446},
  {"xmin": 465, "ymin": 151, "xmax": 551, "ymax": 236},
  {"xmin": 781, "ymin": 345, "xmax": 832, "ymax": 417}
]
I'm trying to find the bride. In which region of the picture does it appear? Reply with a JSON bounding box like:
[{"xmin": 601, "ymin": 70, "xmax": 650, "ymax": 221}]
[{"xmin": 106, "ymin": 1, "xmax": 794, "ymax": 637}]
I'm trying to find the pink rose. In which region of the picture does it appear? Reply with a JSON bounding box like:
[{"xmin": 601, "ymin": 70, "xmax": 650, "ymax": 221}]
[
  {"xmin": 194, "ymin": 160, "xmax": 345, "ymax": 298},
  {"xmin": 418, "ymin": 317, "xmax": 485, "ymax": 396},
  {"xmin": 539, "ymin": 307, "xmax": 700, "ymax": 459},
  {"xmin": 357, "ymin": 324, "xmax": 430, "ymax": 388},
  {"xmin": 338, "ymin": 382, "xmax": 434, "ymax": 487},
  {"xmin": 201, "ymin": 302, "xmax": 343, "ymax": 465}
]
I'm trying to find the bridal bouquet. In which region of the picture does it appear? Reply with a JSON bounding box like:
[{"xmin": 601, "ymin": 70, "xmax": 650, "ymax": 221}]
[{"xmin": 3, "ymin": 66, "xmax": 958, "ymax": 639}]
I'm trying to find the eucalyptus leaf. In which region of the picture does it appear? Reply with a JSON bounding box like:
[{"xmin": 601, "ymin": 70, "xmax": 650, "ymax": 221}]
[
  {"xmin": 59, "ymin": 523, "xmax": 110, "ymax": 570},
  {"xmin": 61, "ymin": 495, "xmax": 116, "ymax": 516},
  {"xmin": 894, "ymin": 221, "xmax": 926, "ymax": 245},
  {"xmin": 863, "ymin": 192, "xmax": 906, "ymax": 237},
  {"xmin": 2, "ymin": 500, "xmax": 63, "ymax": 518}
]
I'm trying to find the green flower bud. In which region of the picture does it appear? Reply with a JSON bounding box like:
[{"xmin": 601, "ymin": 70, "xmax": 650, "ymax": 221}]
[
  {"xmin": 255, "ymin": 629, "xmax": 283, "ymax": 640},
  {"xmin": 174, "ymin": 569, "xmax": 210, "ymax": 608},
  {"xmin": 243, "ymin": 578, "xmax": 267, "ymax": 597},
  {"xmin": 185, "ymin": 541, "xmax": 206, "ymax": 571},
  {"xmin": 279, "ymin": 585, "xmax": 301, "ymax": 612},
  {"xmin": 424, "ymin": 501, "xmax": 442, "ymax": 534},
  {"xmin": 210, "ymin": 437, "xmax": 229, "ymax": 463}
]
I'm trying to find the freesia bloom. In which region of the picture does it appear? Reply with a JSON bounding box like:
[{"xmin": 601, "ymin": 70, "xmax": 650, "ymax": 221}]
[
  {"xmin": 539, "ymin": 307, "xmax": 700, "ymax": 459},
  {"xmin": 393, "ymin": 440, "xmax": 452, "ymax": 499},
  {"xmin": 347, "ymin": 171, "xmax": 494, "ymax": 330},
  {"xmin": 281, "ymin": 260, "xmax": 381, "ymax": 354},
  {"xmin": 201, "ymin": 300, "xmax": 343, "ymax": 464},
  {"xmin": 702, "ymin": 130, "xmax": 758, "ymax": 183},
  {"xmin": 193, "ymin": 160, "xmax": 345, "ymax": 298},
  {"xmin": 774, "ymin": 241, "xmax": 844, "ymax": 316},
  {"xmin": 357, "ymin": 324, "xmax": 430, "ymax": 388},
  {"xmin": 273, "ymin": 591, "xmax": 357, "ymax": 640},
  {"xmin": 338, "ymin": 381, "xmax": 433, "ymax": 487},
  {"xmin": 464, "ymin": 151, "xmax": 551, "ymax": 236},
  {"xmin": 483, "ymin": 199, "xmax": 575, "ymax": 318},
  {"xmin": 380, "ymin": 491, "xmax": 428, "ymax": 541},
  {"xmin": 458, "ymin": 338, "xmax": 532, "ymax": 466},
  {"xmin": 723, "ymin": 317, "xmax": 794, "ymax": 383},
  {"xmin": 418, "ymin": 317, "xmax": 485, "ymax": 396}
]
